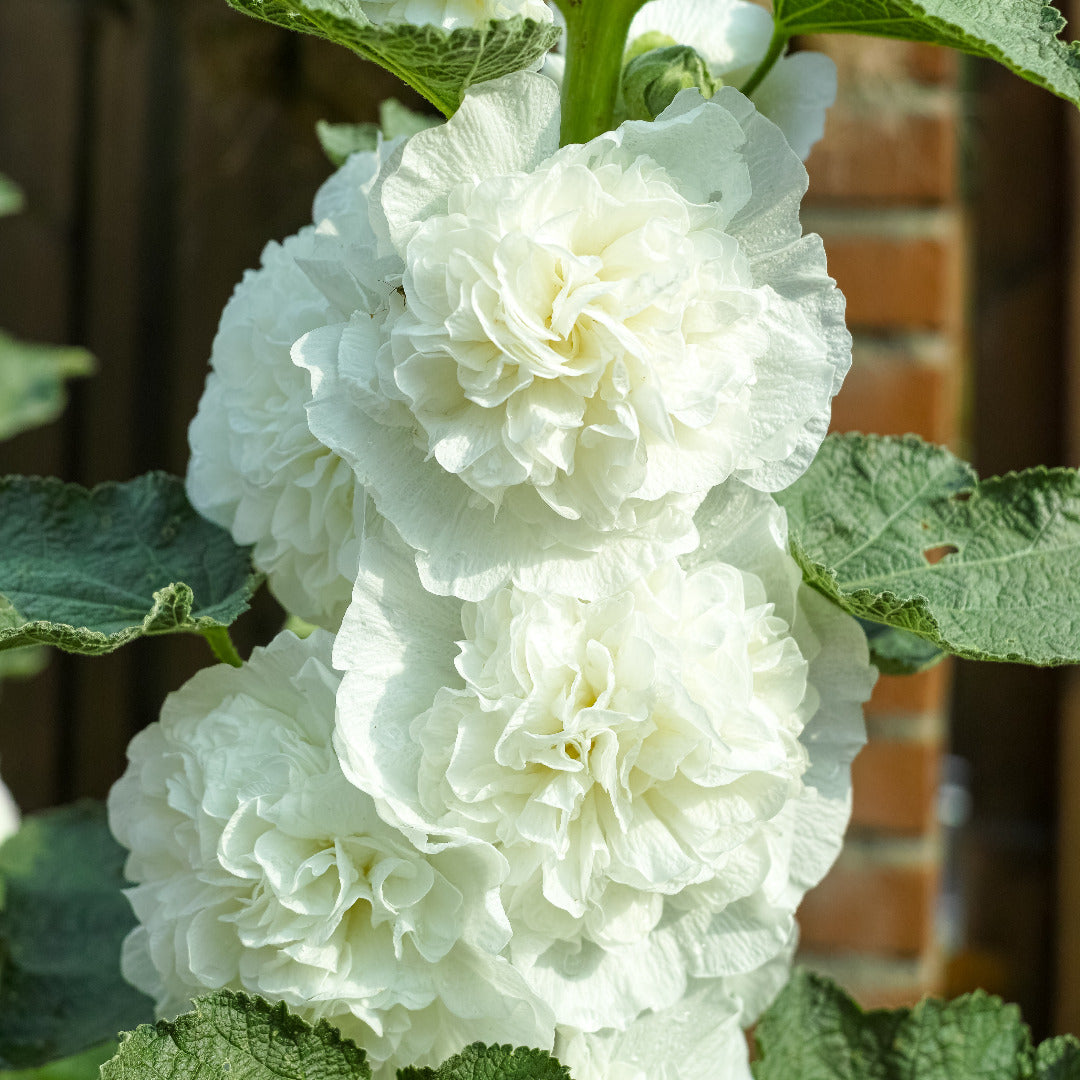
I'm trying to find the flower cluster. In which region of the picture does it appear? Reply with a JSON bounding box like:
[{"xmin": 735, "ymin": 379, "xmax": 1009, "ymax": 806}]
[{"xmin": 113, "ymin": 9, "xmax": 874, "ymax": 1080}]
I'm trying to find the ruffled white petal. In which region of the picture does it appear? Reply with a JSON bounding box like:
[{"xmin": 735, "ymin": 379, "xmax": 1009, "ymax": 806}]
[
  {"xmin": 555, "ymin": 978, "xmax": 754, "ymax": 1080},
  {"xmin": 356, "ymin": 0, "xmax": 552, "ymax": 28}
]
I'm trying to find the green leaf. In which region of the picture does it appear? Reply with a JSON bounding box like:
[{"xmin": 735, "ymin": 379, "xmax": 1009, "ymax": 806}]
[
  {"xmin": 777, "ymin": 433, "xmax": 1080, "ymax": 666},
  {"xmin": 0, "ymin": 332, "xmax": 94, "ymax": 442},
  {"xmin": 100, "ymin": 991, "xmax": 369, "ymax": 1080},
  {"xmin": 316, "ymin": 119, "xmax": 378, "ymax": 165},
  {"xmin": 224, "ymin": 0, "xmax": 561, "ymax": 116},
  {"xmin": 0, "ymin": 175, "xmax": 23, "ymax": 218},
  {"xmin": 752, "ymin": 969, "xmax": 1031, "ymax": 1079},
  {"xmin": 424, "ymin": 1045, "xmax": 569, "ymax": 1080},
  {"xmin": 0, "ymin": 803, "xmax": 153, "ymax": 1070},
  {"xmin": 768, "ymin": 0, "xmax": 1080, "ymax": 107},
  {"xmin": 0, "ymin": 473, "xmax": 258, "ymax": 657},
  {"xmin": 0, "ymin": 1041, "xmax": 118, "ymax": 1080},
  {"xmin": 1036, "ymin": 1036, "xmax": 1080, "ymax": 1079},
  {"xmin": 858, "ymin": 618, "xmax": 945, "ymax": 675}
]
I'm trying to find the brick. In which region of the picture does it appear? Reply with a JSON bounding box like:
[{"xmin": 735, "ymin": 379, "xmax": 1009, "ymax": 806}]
[
  {"xmin": 798, "ymin": 856, "xmax": 939, "ymax": 956},
  {"xmin": 830, "ymin": 352, "xmax": 958, "ymax": 443},
  {"xmin": 807, "ymin": 106, "xmax": 958, "ymax": 205},
  {"xmin": 867, "ymin": 662, "xmax": 953, "ymax": 718},
  {"xmin": 820, "ymin": 229, "xmax": 963, "ymax": 333},
  {"xmin": 800, "ymin": 35, "xmax": 960, "ymax": 86},
  {"xmin": 851, "ymin": 738, "xmax": 941, "ymax": 834}
]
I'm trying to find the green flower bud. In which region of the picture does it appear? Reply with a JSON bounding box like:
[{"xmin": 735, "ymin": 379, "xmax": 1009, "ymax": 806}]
[
  {"xmin": 623, "ymin": 30, "xmax": 678, "ymax": 64},
  {"xmin": 621, "ymin": 44, "xmax": 721, "ymax": 123}
]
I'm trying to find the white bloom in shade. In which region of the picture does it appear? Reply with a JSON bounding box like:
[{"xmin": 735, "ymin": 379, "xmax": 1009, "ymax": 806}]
[
  {"xmin": 333, "ymin": 483, "xmax": 874, "ymax": 1030},
  {"xmin": 108, "ymin": 630, "xmax": 554, "ymax": 1078},
  {"xmin": 625, "ymin": 0, "xmax": 837, "ymax": 160},
  {"xmin": 297, "ymin": 71, "xmax": 850, "ymax": 601},
  {"xmin": 186, "ymin": 150, "xmax": 401, "ymax": 629},
  {"xmin": 0, "ymin": 771, "xmax": 18, "ymax": 844},
  {"xmin": 555, "ymin": 979, "xmax": 753, "ymax": 1080},
  {"xmin": 358, "ymin": 0, "xmax": 551, "ymax": 28}
]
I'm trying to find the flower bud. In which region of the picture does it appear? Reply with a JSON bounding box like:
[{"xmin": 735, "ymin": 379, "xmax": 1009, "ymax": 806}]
[{"xmin": 622, "ymin": 44, "xmax": 720, "ymax": 121}]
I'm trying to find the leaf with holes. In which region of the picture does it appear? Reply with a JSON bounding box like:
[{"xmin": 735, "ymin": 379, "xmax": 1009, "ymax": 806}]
[
  {"xmin": 0, "ymin": 331, "xmax": 94, "ymax": 442},
  {"xmin": 777, "ymin": 433, "xmax": 1080, "ymax": 665},
  {"xmin": 225, "ymin": 0, "xmax": 560, "ymax": 116},
  {"xmin": 767, "ymin": 0, "xmax": 1080, "ymax": 107},
  {"xmin": 99, "ymin": 991, "xmax": 369, "ymax": 1080},
  {"xmin": 0, "ymin": 803, "xmax": 153, "ymax": 1070},
  {"xmin": 0, "ymin": 473, "xmax": 258, "ymax": 656}
]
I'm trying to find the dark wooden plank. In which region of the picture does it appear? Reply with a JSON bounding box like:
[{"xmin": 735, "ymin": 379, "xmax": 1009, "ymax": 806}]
[{"xmin": 0, "ymin": 0, "xmax": 89, "ymax": 810}]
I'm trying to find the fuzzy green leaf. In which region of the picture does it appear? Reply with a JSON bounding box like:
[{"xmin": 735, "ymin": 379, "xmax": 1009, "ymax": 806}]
[
  {"xmin": 777, "ymin": 434, "xmax": 1080, "ymax": 666},
  {"xmin": 0, "ymin": 473, "xmax": 258, "ymax": 656},
  {"xmin": 425, "ymin": 1045, "xmax": 569, "ymax": 1080},
  {"xmin": 752, "ymin": 969, "xmax": 1031, "ymax": 1079},
  {"xmin": 0, "ymin": 175, "xmax": 23, "ymax": 218},
  {"xmin": 100, "ymin": 992, "xmax": 369, "ymax": 1080},
  {"xmin": 224, "ymin": 0, "xmax": 560, "ymax": 116},
  {"xmin": 1036, "ymin": 1036, "xmax": 1080, "ymax": 1079},
  {"xmin": 0, "ymin": 804, "xmax": 153, "ymax": 1070},
  {"xmin": 769, "ymin": 0, "xmax": 1080, "ymax": 107},
  {"xmin": 0, "ymin": 332, "xmax": 94, "ymax": 442}
]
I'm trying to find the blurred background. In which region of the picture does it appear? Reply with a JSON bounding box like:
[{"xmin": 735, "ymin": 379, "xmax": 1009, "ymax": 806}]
[{"xmin": 0, "ymin": 0, "xmax": 1078, "ymax": 1041}]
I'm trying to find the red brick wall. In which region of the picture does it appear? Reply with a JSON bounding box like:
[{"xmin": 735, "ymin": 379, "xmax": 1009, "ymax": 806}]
[{"xmin": 793, "ymin": 35, "xmax": 966, "ymax": 1008}]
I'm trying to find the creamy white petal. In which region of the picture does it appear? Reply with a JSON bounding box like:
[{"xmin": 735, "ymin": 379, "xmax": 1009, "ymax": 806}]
[
  {"xmin": 356, "ymin": 0, "xmax": 552, "ymax": 27},
  {"xmin": 378, "ymin": 71, "xmax": 562, "ymax": 252},
  {"xmin": 555, "ymin": 978, "xmax": 753, "ymax": 1080}
]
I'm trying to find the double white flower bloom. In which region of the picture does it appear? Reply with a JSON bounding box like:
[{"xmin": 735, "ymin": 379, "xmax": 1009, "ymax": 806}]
[
  {"xmin": 109, "ymin": 631, "xmax": 555, "ymax": 1078},
  {"xmin": 296, "ymin": 72, "xmax": 848, "ymax": 601},
  {"xmin": 131, "ymin": 19, "xmax": 871, "ymax": 1080},
  {"xmin": 333, "ymin": 483, "xmax": 872, "ymax": 1035}
]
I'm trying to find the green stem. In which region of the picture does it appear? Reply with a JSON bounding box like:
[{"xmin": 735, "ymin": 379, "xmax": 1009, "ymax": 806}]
[
  {"xmin": 554, "ymin": 0, "xmax": 648, "ymax": 145},
  {"xmin": 739, "ymin": 24, "xmax": 788, "ymax": 97},
  {"xmin": 201, "ymin": 625, "xmax": 243, "ymax": 668}
]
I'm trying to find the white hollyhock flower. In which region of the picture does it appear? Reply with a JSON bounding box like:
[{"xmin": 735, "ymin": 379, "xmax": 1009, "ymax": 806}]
[
  {"xmin": 297, "ymin": 71, "xmax": 850, "ymax": 601},
  {"xmin": 555, "ymin": 979, "xmax": 753, "ymax": 1080},
  {"xmin": 625, "ymin": 0, "xmax": 837, "ymax": 160},
  {"xmin": 108, "ymin": 630, "xmax": 553, "ymax": 1078},
  {"xmin": 333, "ymin": 483, "xmax": 874, "ymax": 1030},
  {"xmin": 186, "ymin": 150, "xmax": 402, "ymax": 630}
]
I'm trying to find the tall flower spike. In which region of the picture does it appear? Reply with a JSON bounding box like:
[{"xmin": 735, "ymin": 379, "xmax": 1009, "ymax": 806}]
[{"xmin": 297, "ymin": 71, "xmax": 851, "ymax": 601}]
